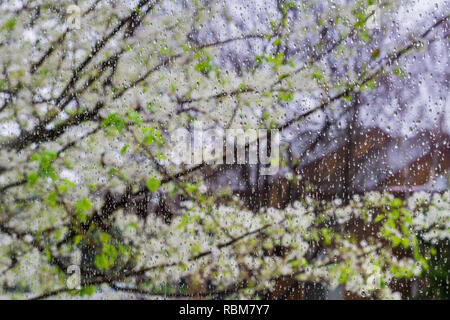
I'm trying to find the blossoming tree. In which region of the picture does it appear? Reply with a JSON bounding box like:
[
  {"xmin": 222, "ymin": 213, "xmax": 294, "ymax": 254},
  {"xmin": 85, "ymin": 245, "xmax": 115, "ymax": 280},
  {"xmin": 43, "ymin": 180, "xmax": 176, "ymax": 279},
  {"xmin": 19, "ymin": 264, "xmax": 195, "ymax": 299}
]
[{"xmin": 0, "ymin": 0, "xmax": 448, "ymax": 299}]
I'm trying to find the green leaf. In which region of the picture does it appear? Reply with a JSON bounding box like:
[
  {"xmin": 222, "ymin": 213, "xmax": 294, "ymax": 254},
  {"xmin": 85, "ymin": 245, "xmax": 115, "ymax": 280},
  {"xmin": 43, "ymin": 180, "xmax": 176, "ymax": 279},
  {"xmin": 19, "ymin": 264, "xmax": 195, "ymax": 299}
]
[
  {"xmin": 177, "ymin": 213, "xmax": 189, "ymax": 229},
  {"xmin": 365, "ymin": 79, "xmax": 376, "ymax": 91},
  {"xmin": 391, "ymin": 235, "xmax": 401, "ymax": 247},
  {"xmin": 281, "ymin": 1, "xmax": 297, "ymax": 16},
  {"xmin": 146, "ymin": 177, "xmax": 160, "ymax": 192},
  {"xmin": 254, "ymin": 55, "xmax": 264, "ymax": 66},
  {"xmin": 76, "ymin": 198, "xmax": 91, "ymax": 211},
  {"xmin": 321, "ymin": 228, "xmax": 332, "ymax": 245},
  {"xmin": 278, "ymin": 91, "xmax": 293, "ymax": 102},
  {"xmin": 311, "ymin": 71, "xmax": 323, "ymax": 84},
  {"xmin": 155, "ymin": 152, "xmax": 166, "ymax": 159},
  {"xmin": 1, "ymin": 18, "xmax": 16, "ymax": 31},
  {"xmin": 393, "ymin": 68, "xmax": 405, "ymax": 77},
  {"xmin": 108, "ymin": 167, "xmax": 125, "ymax": 179},
  {"xmin": 73, "ymin": 235, "xmax": 82, "ymax": 246},
  {"xmin": 79, "ymin": 286, "xmax": 96, "ymax": 297},
  {"xmin": 26, "ymin": 172, "xmax": 38, "ymax": 187},
  {"xmin": 95, "ymin": 254, "xmax": 109, "ymax": 270},
  {"xmin": 185, "ymin": 183, "xmax": 197, "ymax": 193},
  {"xmin": 338, "ymin": 266, "xmax": 353, "ymax": 284},
  {"xmin": 58, "ymin": 178, "xmax": 74, "ymax": 193},
  {"xmin": 371, "ymin": 48, "xmax": 380, "ymax": 60},
  {"xmin": 103, "ymin": 244, "xmax": 118, "ymax": 261},
  {"xmin": 267, "ymin": 53, "xmax": 284, "ymax": 67},
  {"xmin": 127, "ymin": 110, "xmax": 141, "ymax": 125},
  {"xmin": 102, "ymin": 113, "xmax": 125, "ymax": 133},
  {"xmin": 30, "ymin": 149, "xmax": 58, "ymax": 180},
  {"xmin": 142, "ymin": 127, "xmax": 164, "ymax": 145},
  {"xmin": 120, "ymin": 144, "xmax": 129, "ymax": 156},
  {"xmin": 194, "ymin": 55, "xmax": 213, "ymax": 74},
  {"xmin": 0, "ymin": 78, "xmax": 6, "ymax": 89},
  {"xmin": 46, "ymin": 191, "xmax": 58, "ymax": 208},
  {"xmin": 99, "ymin": 232, "xmax": 110, "ymax": 244},
  {"xmin": 75, "ymin": 198, "xmax": 91, "ymax": 223},
  {"xmin": 359, "ymin": 30, "xmax": 370, "ymax": 42},
  {"xmin": 390, "ymin": 198, "xmax": 402, "ymax": 208}
]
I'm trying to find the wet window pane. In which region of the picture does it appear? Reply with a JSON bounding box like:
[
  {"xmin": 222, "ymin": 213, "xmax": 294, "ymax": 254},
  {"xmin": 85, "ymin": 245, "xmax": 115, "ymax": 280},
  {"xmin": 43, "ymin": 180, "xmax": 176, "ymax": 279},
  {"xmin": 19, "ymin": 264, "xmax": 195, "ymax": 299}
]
[{"xmin": 0, "ymin": 0, "xmax": 448, "ymax": 300}]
